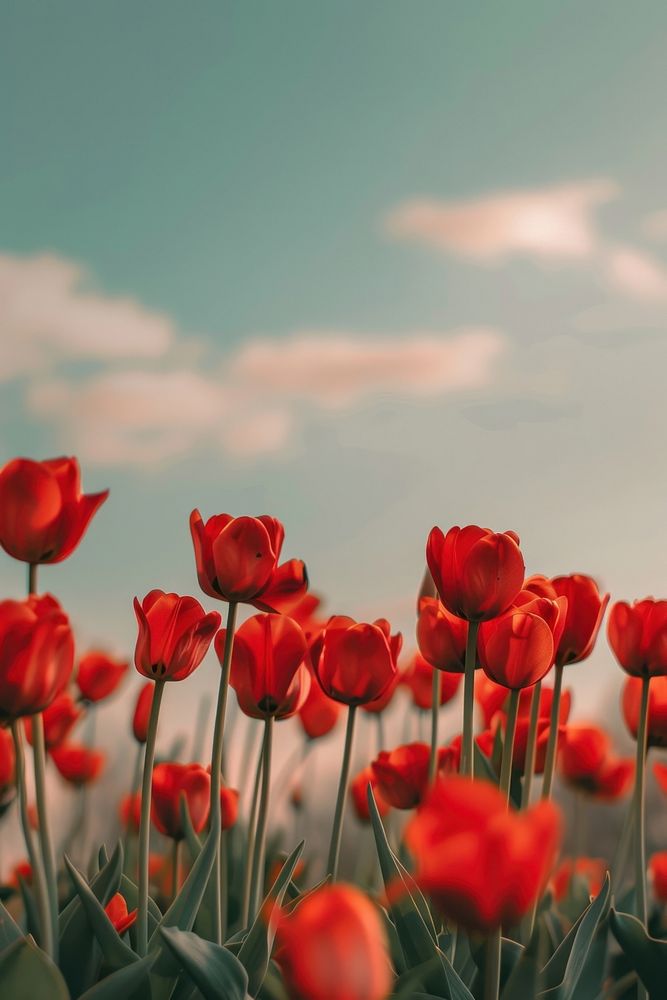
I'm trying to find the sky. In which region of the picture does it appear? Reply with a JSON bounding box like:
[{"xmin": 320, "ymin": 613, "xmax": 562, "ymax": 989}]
[{"xmin": 1, "ymin": 0, "xmax": 667, "ymax": 787}]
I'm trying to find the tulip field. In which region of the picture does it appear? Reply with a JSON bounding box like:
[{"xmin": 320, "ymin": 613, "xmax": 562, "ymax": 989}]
[{"xmin": 1, "ymin": 456, "xmax": 667, "ymax": 1000}]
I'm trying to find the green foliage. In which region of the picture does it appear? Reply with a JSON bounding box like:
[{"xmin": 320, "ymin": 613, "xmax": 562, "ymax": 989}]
[
  {"xmin": 0, "ymin": 936, "xmax": 69, "ymax": 999},
  {"xmin": 160, "ymin": 926, "xmax": 249, "ymax": 999},
  {"xmin": 610, "ymin": 907, "xmax": 667, "ymax": 998}
]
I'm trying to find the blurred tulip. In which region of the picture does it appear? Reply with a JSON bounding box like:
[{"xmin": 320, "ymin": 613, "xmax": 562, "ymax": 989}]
[
  {"xmin": 517, "ymin": 683, "xmax": 572, "ymax": 724},
  {"xmin": 225, "ymin": 613, "xmax": 309, "ymax": 720},
  {"xmin": 649, "ymin": 852, "xmax": 667, "ymax": 903},
  {"xmin": 559, "ymin": 724, "xmax": 634, "ymax": 800},
  {"xmin": 220, "ymin": 786, "xmax": 239, "ymax": 830},
  {"xmin": 416, "ymin": 597, "xmax": 468, "ymax": 673},
  {"xmin": 133, "ymin": 590, "xmax": 220, "ymax": 683},
  {"xmin": 509, "ymin": 715, "xmax": 555, "ymax": 775},
  {"xmin": 51, "ymin": 743, "xmax": 105, "ymax": 785},
  {"xmin": 190, "ymin": 510, "xmax": 307, "ymax": 612},
  {"xmin": 298, "ymin": 672, "xmax": 342, "ymax": 738},
  {"xmin": 349, "ymin": 767, "xmax": 391, "ymax": 822},
  {"xmin": 405, "ymin": 775, "xmax": 562, "ymax": 932},
  {"xmin": 315, "ymin": 616, "xmax": 400, "ymax": 707},
  {"xmin": 105, "ymin": 892, "xmax": 137, "ymax": 935},
  {"xmin": 475, "ymin": 673, "xmax": 510, "ymax": 728},
  {"xmin": 151, "ymin": 762, "xmax": 211, "ymax": 840},
  {"xmin": 276, "ymin": 883, "xmax": 392, "ymax": 1000},
  {"xmin": 0, "ymin": 726, "xmax": 15, "ymax": 793},
  {"xmin": 0, "ymin": 456, "xmax": 108, "ymax": 565},
  {"xmin": 608, "ymin": 599, "xmax": 667, "ymax": 677},
  {"xmin": 654, "ymin": 761, "xmax": 667, "ymax": 794},
  {"xmin": 24, "ymin": 691, "xmax": 82, "ymax": 750},
  {"xmin": 401, "ymin": 653, "xmax": 461, "ymax": 710},
  {"xmin": 132, "ymin": 682, "xmax": 153, "ymax": 743},
  {"xmin": 8, "ymin": 861, "xmax": 33, "ymax": 888},
  {"xmin": 371, "ymin": 743, "xmax": 431, "ymax": 810},
  {"xmin": 120, "ymin": 791, "xmax": 142, "ymax": 832},
  {"xmin": 550, "ymin": 575, "xmax": 609, "ymax": 667},
  {"xmin": 623, "ymin": 675, "xmax": 667, "ymax": 747},
  {"xmin": 551, "ymin": 857, "xmax": 607, "ymax": 902},
  {"xmin": 441, "ymin": 730, "xmax": 495, "ymax": 774},
  {"xmin": 77, "ymin": 650, "xmax": 128, "ymax": 702}
]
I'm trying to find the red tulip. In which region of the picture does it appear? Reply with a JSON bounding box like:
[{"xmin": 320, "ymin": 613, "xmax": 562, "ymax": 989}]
[
  {"xmin": 478, "ymin": 596, "xmax": 567, "ymax": 689},
  {"xmin": 220, "ymin": 786, "xmax": 239, "ymax": 830},
  {"xmin": 551, "ymin": 857, "xmax": 606, "ymax": 902},
  {"xmin": 405, "ymin": 775, "xmax": 562, "ymax": 932},
  {"xmin": 315, "ymin": 616, "xmax": 400, "ymax": 707},
  {"xmin": 401, "ymin": 653, "xmax": 461, "ymax": 710},
  {"xmin": 350, "ymin": 767, "xmax": 391, "ymax": 822},
  {"xmin": 105, "ymin": 893, "xmax": 137, "ymax": 935},
  {"xmin": 371, "ymin": 743, "xmax": 431, "ymax": 810},
  {"xmin": 550, "ymin": 575, "xmax": 609, "ymax": 667},
  {"xmin": 517, "ymin": 682, "xmax": 573, "ymax": 724},
  {"xmin": 508, "ymin": 716, "xmax": 557, "ymax": 775},
  {"xmin": 77, "ymin": 650, "xmax": 128, "ymax": 702},
  {"xmin": 361, "ymin": 670, "xmax": 400, "ymax": 715},
  {"xmin": 24, "ymin": 691, "xmax": 82, "ymax": 750},
  {"xmin": 298, "ymin": 674, "xmax": 342, "ymax": 739},
  {"xmin": 0, "ymin": 726, "xmax": 15, "ymax": 794},
  {"xmin": 151, "ymin": 762, "xmax": 211, "ymax": 840},
  {"xmin": 132, "ymin": 683, "xmax": 153, "ymax": 743},
  {"xmin": 134, "ymin": 590, "xmax": 221, "ymax": 683},
  {"xmin": 649, "ymin": 853, "xmax": 667, "ymax": 903},
  {"xmin": 9, "ymin": 861, "xmax": 33, "ymax": 888},
  {"xmin": 522, "ymin": 575, "xmax": 558, "ymax": 600},
  {"xmin": 623, "ymin": 675, "xmax": 667, "ymax": 748},
  {"xmin": 559, "ymin": 724, "xmax": 634, "ymax": 800},
  {"xmin": 119, "ymin": 792, "xmax": 141, "ymax": 831},
  {"xmin": 224, "ymin": 613, "xmax": 309, "ymax": 720},
  {"xmin": 0, "ymin": 594, "xmax": 74, "ymax": 721},
  {"xmin": 608, "ymin": 599, "xmax": 667, "ymax": 677},
  {"xmin": 51, "ymin": 743, "xmax": 105, "ymax": 785},
  {"xmin": 190, "ymin": 510, "xmax": 307, "ymax": 612},
  {"xmin": 475, "ymin": 674, "xmax": 510, "ymax": 728},
  {"xmin": 0, "ymin": 456, "xmax": 108, "ymax": 565},
  {"xmin": 442, "ymin": 730, "xmax": 495, "ymax": 773},
  {"xmin": 416, "ymin": 596, "xmax": 468, "ymax": 673},
  {"xmin": 426, "ymin": 525, "xmax": 525, "ymax": 622},
  {"xmin": 654, "ymin": 761, "xmax": 667, "ymax": 795},
  {"xmin": 276, "ymin": 884, "xmax": 392, "ymax": 1000}
]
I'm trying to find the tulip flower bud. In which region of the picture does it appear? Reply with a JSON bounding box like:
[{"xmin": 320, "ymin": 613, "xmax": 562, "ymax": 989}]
[
  {"xmin": 51, "ymin": 743, "xmax": 105, "ymax": 785},
  {"xmin": 608, "ymin": 598, "xmax": 667, "ymax": 677},
  {"xmin": 224, "ymin": 613, "xmax": 309, "ymax": 720},
  {"xmin": 315, "ymin": 616, "xmax": 399, "ymax": 707},
  {"xmin": 132, "ymin": 682, "xmax": 153, "ymax": 743},
  {"xmin": 371, "ymin": 743, "xmax": 431, "ymax": 809},
  {"xmin": 76, "ymin": 650, "xmax": 128, "ymax": 703},
  {"xmin": 550, "ymin": 574, "xmax": 609, "ymax": 667},
  {"xmin": 134, "ymin": 590, "xmax": 221, "ymax": 683},
  {"xmin": 151, "ymin": 762, "xmax": 211, "ymax": 840},
  {"xmin": 623, "ymin": 675, "xmax": 667, "ymax": 748},
  {"xmin": 24, "ymin": 691, "xmax": 82, "ymax": 750}
]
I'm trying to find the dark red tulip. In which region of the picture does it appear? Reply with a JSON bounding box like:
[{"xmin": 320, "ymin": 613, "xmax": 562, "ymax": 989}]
[
  {"xmin": 401, "ymin": 653, "xmax": 461, "ymax": 710},
  {"xmin": 105, "ymin": 893, "xmax": 137, "ymax": 935},
  {"xmin": 405, "ymin": 775, "xmax": 562, "ymax": 932},
  {"xmin": 224, "ymin": 613, "xmax": 309, "ymax": 720},
  {"xmin": 559, "ymin": 724, "xmax": 634, "ymax": 800},
  {"xmin": 276, "ymin": 884, "xmax": 392, "ymax": 1000},
  {"xmin": 416, "ymin": 597, "xmax": 468, "ymax": 673},
  {"xmin": 0, "ymin": 456, "xmax": 108, "ymax": 565},
  {"xmin": 522, "ymin": 575, "xmax": 558, "ymax": 600},
  {"xmin": 623, "ymin": 675, "xmax": 667, "ymax": 748},
  {"xmin": 24, "ymin": 691, "xmax": 82, "ymax": 749},
  {"xmin": 551, "ymin": 857, "xmax": 606, "ymax": 902},
  {"xmin": 361, "ymin": 670, "xmax": 400, "ymax": 715},
  {"xmin": 190, "ymin": 510, "xmax": 307, "ymax": 612},
  {"xmin": 608, "ymin": 599, "xmax": 667, "ymax": 677},
  {"xmin": 478, "ymin": 596, "xmax": 567, "ymax": 689},
  {"xmin": 503, "ymin": 716, "xmax": 553, "ymax": 775},
  {"xmin": 550, "ymin": 575, "xmax": 609, "ymax": 667},
  {"xmin": 298, "ymin": 673, "xmax": 342, "ymax": 739},
  {"xmin": 371, "ymin": 743, "xmax": 431, "ymax": 810},
  {"xmin": 650, "ymin": 853, "xmax": 667, "ymax": 903},
  {"xmin": 315, "ymin": 616, "xmax": 399, "ymax": 707},
  {"xmin": 152, "ymin": 762, "xmax": 211, "ymax": 840},
  {"xmin": 77, "ymin": 650, "xmax": 128, "ymax": 703},
  {"xmin": 51, "ymin": 743, "xmax": 105, "ymax": 785},
  {"xmin": 132, "ymin": 682, "xmax": 153, "ymax": 743},
  {"xmin": 0, "ymin": 727, "xmax": 15, "ymax": 794},
  {"xmin": 349, "ymin": 767, "xmax": 391, "ymax": 822},
  {"xmin": 426, "ymin": 525, "xmax": 525, "ymax": 622},
  {"xmin": 0, "ymin": 594, "xmax": 74, "ymax": 721},
  {"xmin": 134, "ymin": 590, "xmax": 220, "ymax": 683}
]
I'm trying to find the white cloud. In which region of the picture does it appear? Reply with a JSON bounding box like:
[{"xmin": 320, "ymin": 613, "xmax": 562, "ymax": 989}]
[{"xmin": 602, "ymin": 244, "xmax": 667, "ymax": 301}]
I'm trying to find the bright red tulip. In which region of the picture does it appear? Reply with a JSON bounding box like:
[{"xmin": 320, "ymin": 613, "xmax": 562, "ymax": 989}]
[
  {"xmin": 51, "ymin": 743, "xmax": 105, "ymax": 785},
  {"xmin": 416, "ymin": 597, "xmax": 468, "ymax": 673},
  {"xmin": 315, "ymin": 616, "xmax": 400, "ymax": 707},
  {"xmin": 24, "ymin": 691, "xmax": 82, "ymax": 750},
  {"xmin": 350, "ymin": 767, "xmax": 391, "ymax": 822},
  {"xmin": 298, "ymin": 674, "xmax": 342, "ymax": 739},
  {"xmin": 152, "ymin": 762, "xmax": 211, "ymax": 840},
  {"xmin": 0, "ymin": 726, "xmax": 15, "ymax": 794},
  {"xmin": 371, "ymin": 743, "xmax": 431, "ymax": 810},
  {"xmin": 224, "ymin": 613, "xmax": 309, "ymax": 719},
  {"xmin": 426, "ymin": 525, "xmax": 525, "ymax": 622},
  {"xmin": 551, "ymin": 857, "xmax": 606, "ymax": 902},
  {"xmin": 550, "ymin": 575, "xmax": 609, "ymax": 667},
  {"xmin": 478, "ymin": 598, "xmax": 565, "ymax": 689},
  {"xmin": 608, "ymin": 599, "xmax": 667, "ymax": 677},
  {"xmin": 190, "ymin": 510, "xmax": 307, "ymax": 612},
  {"xmin": 0, "ymin": 456, "xmax": 108, "ymax": 565},
  {"xmin": 649, "ymin": 853, "xmax": 667, "ymax": 903},
  {"xmin": 405, "ymin": 775, "xmax": 562, "ymax": 932},
  {"xmin": 77, "ymin": 651, "xmax": 128, "ymax": 702},
  {"xmin": 132, "ymin": 682, "xmax": 153, "ymax": 743},
  {"xmin": 105, "ymin": 893, "xmax": 137, "ymax": 935},
  {"xmin": 0, "ymin": 594, "xmax": 74, "ymax": 721},
  {"xmin": 276, "ymin": 883, "xmax": 392, "ymax": 1000},
  {"xmin": 134, "ymin": 590, "xmax": 220, "ymax": 683},
  {"xmin": 623, "ymin": 675, "xmax": 667, "ymax": 748},
  {"xmin": 559, "ymin": 724, "xmax": 634, "ymax": 800},
  {"xmin": 401, "ymin": 653, "xmax": 461, "ymax": 710}
]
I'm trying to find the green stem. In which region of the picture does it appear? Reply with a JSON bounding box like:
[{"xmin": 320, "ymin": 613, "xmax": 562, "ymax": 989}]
[
  {"xmin": 635, "ymin": 675, "xmax": 650, "ymax": 927},
  {"xmin": 12, "ymin": 720, "xmax": 50, "ymax": 955},
  {"xmin": 248, "ymin": 715, "xmax": 274, "ymax": 922},
  {"xmin": 499, "ymin": 689, "xmax": 519, "ymax": 804},
  {"xmin": 541, "ymin": 663, "xmax": 563, "ymax": 799},
  {"xmin": 240, "ymin": 734, "xmax": 264, "ymax": 928},
  {"xmin": 428, "ymin": 668, "xmax": 440, "ymax": 784},
  {"xmin": 171, "ymin": 839, "xmax": 181, "ymax": 903},
  {"xmin": 136, "ymin": 678, "xmax": 165, "ymax": 956},
  {"xmin": 27, "ymin": 563, "xmax": 37, "ymax": 595},
  {"xmin": 31, "ymin": 713, "xmax": 59, "ymax": 962},
  {"xmin": 520, "ymin": 680, "xmax": 541, "ymax": 809},
  {"xmin": 610, "ymin": 804, "xmax": 634, "ymax": 891},
  {"xmin": 484, "ymin": 929, "xmax": 502, "ymax": 1000},
  {"xmin": 461, "ymin": 621, "xmax": 479, "ymax": 777},
  {"xmin": 123, "ymin": 742, "xmax": 144, "ymax": 871},
  {"xmin": 327, "ymin": 704, "xmax": 357, "ymax": 879},
  {"xmin": 219, "ymin": 830, "xmax": 228, "ymax": 942},
  {"xmin": 209, "ymin": 601, "xmax": 237, "ymax": 945}
]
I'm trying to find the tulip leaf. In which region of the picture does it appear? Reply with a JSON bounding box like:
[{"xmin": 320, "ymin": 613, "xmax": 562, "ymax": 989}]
[
  {"xmin": 0, "ymin": 935, "xmax": 70, "ymax": 999},
  {"xmin": 77, "ymin": 954, "xmax": 156, "ymax": 999},
  {"xmin": 160, "ymin": 926, "xmax": 249, "ymax": 1000},
  {"xmin": 0, "ymin": 898, "xmax": 23, "ymax": 950},
  {"xmin": 473, "ymin": 743, "xmax": 498, "ymax": 786},
  {"xmin": 502, "ymin": 921, "xmax": 549, "ymax": 999},
  {"xmin": 237, "ymin": 840, "xmax": 304, "ymax": 996},
  {"xmin": 64, "ymin": 855, "xmax": 137, "ymax": 971},
  {"xmin": 179, "ymin": 793, "xmax": 203, "ymax": 860},
  {"xmin": 17, "ymin": 875, "xmax": 40, "ymax": 940},
  {"xmin": 609, "ymin": 907, "xmax": 667, "ymax": 997},
  {"xmin": 149, "ymin": 822, "xmax": 218, "ymax": 948},
  {"xmin": 539, "ymin": 872, "xmax": 611, "ymax": 999},
  {"xmin": 118, "ymin": 873, "xmax": 161, "ymax": 939}
]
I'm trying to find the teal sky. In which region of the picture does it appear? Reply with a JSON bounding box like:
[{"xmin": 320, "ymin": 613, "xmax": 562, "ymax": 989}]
[{"xmin": 2, "ymin": 1, "xmax": 666, "ymax": 736}]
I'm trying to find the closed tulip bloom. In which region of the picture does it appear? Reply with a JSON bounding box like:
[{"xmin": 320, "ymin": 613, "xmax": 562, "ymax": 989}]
[
  {"xmin": 416, "ymin": 597, "xmax": 468, "ymax": 673},
  {"xmin": 649, "ymin": 853, "xmax": 667, "ymax": 903},
  {"xmin": 349, "ymin": 767, "xmax": 391, "ymax": 822},
  {"xmin": 623, "ymin": 675, "xmax": 667, "ymax": 748},
  {"xmin": 276, "ymin": 883, "xmax": 392, "ymax": 1000},
  {"xmin": 608, "ymin": 598, "xmax": 667, "ymax": 677},
  {"xmin": 105, "ymin": 893, "xmax": 138, "ymax": 935},
  {"xmin": 316, "ymin": 616, "xmax": 400, "ymax": 707},
  {"xmin": 190, "ymin": 510, "xmax": 307, "ymax": 612},
  {"xmin": 559, "ymin": 724, "xmax": 634, "ymax": 800},
  {"xmin": 152, "ymin": 762, "xmax": 211, "ymax": 840},
  {"xmin": 77, "ymin": 650, "xmax": 128, "ymax": 702},
  {"xmin": 224, "ymin": 613, "xmax": 309, "ymax": 719},
  {"xmin": 0, "ymin": 726, "xmax": 15, "ymax": 794},
  {"xmin": 401, "ymin": 653, "xmax": 462, "ymax": 710},
  {"xmin": 551, "ymin": 857, "xmax": 607, "ymax": 902},
  {"xmin": 405, "ymin": 776, "xmax": 562, "ymax": 932},
  {"xmin": 426, "ymin": 525, "xmax": 525, "ymax": 622},
  {"xmin": 550, "ymin": 575, "xmax": 609, "ymax": 667},
  {"xmin": 371, "ymin": 743, "xmax": 431, "ymax": 809},
  {"xmin": 24, "ymin": 691, "xmax": 82, "ymax": 749},
  {"xmin": 0, "ymin": 594, "xmax": 74, "ymax": 721},
  {"xmin": 51, "ymin": 743, "xmax": 105, "ymax": 785},
  {"xmin": 361, "ymin": 670, "xmax": 400, "ymax": 715},
  {"xmin": 478, "ymin": 596, "xmax": 567, "ymax": 689},
  {"xmin": 298, "ymin": 674, "xmax": 342, "ymax": 739},
  {"xmin": 0, "ymin": 456, "xmax": 108, "ymax": 565},
  {"xmin": 132, "ymin": 682, "xmax": 153, "ymax": 743},
  {"xmin": 134, "ymin": 590, "xmax": 221, "ymax": 683}
]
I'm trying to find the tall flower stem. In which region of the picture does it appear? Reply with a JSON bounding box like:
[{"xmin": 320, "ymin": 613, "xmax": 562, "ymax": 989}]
[
  {"xmin": 219, "ymin": 830, "xmax": 228, "ymax": 941},
  {"xmin": 461, "ymin": 622, "xmax": 479, "ymax": 778},
  {"xmin": 171, "ymin": 839, "xmax": 181, "ymax": 902},
  {"xmin": 136, "ymin": 678, "xmax": 165, "ymax": 956},
  {"xmin": 248, "ymin": 715, "xmax": 274, "ymax": 921},
  {"xmin": 12, "ymin": 720, "xmax": 51, "ymax": 956},
  {"xmin": 327, "ymin": 704, "xmax": 357, "ymax": 879},
  {"xmin": 484, "ymin": 932, "xmax": 502, "ymax": 1000},
  {"xmin": 499, "ymin": 688, "xmax": 519, "ymax": 804},
  {"xmin": 209, "ymin": 601, "xmax": 237, "ymax": 945},
  {"xmin": 31, "ymin": 713, "xmax": 59, "ymax": 962},
  {"xmin": 634, "ymin": 676, "xmax": 651, "ymax": 925},
  {"xmin": 520, "ymin": 681, "xmax": 541, "ymax": 809},
  {"xmin": 428, "ymin": 668, "xmax": 440, "ymax": 784},
  {"xmin": 541, "ymin": 663, "xmax": 563, "ymax": 799},
  {"xmin": 240, "ymin": 735, "xmax": 264, "ymax": 927},
  {"xmin": 123, "ymin": 742, "xmax": 144, "ymax": 870}
]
